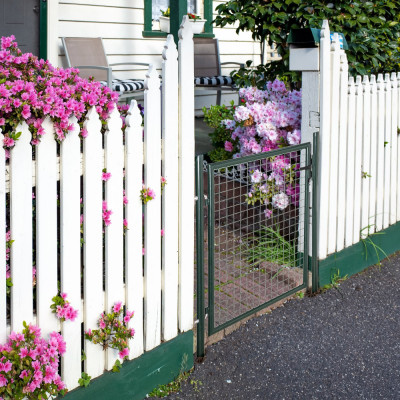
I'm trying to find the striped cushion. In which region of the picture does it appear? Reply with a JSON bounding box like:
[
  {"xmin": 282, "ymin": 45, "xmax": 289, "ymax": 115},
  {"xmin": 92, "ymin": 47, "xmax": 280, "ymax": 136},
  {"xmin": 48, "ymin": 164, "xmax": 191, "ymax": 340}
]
[
  {"xmin": 100, "ymin": 79, "xmax": 145, "ymax": 93},
  {"xmin": 194, "ymin": 76, "xmax": 234, "ymax": 86}
]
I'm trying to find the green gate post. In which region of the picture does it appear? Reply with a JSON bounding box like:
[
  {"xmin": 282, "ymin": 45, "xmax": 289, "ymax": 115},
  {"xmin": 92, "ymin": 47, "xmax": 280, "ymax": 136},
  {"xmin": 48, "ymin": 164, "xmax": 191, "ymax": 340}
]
[
  {"xmin": 170, "ymin": 0, "xmax": 187, "ymax": 45},
  {"xmin": 195, "ymin": 155, "xmax": 205, "ymax": 358},
  {"xmin": 312, "ymin": 131, "xmax": 319, "ymax": 292}
]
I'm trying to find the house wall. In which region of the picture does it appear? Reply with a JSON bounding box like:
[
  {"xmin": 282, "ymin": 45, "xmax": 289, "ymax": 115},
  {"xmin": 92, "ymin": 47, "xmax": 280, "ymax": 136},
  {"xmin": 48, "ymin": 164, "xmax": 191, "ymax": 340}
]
[{"xmin": 52, "ymin": 0, "xmax": 278, "ymax": 113}]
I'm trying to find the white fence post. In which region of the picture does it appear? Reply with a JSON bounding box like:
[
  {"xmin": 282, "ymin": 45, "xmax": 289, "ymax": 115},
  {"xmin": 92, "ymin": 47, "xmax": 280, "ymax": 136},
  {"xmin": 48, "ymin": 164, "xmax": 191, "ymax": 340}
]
[
  {"xmin": 361, "ymin": 75, "xmax": 371, "ymax": 233},
  {"xmin": 36, "ymin": 118, "xmax": 58, "ymax": 337},
  {"xmin": 376, "ymin": 74, "xmax": 385, "ymax": 231},
  {"xmin": 83, "ymin": 107, "xmax": 105, "ymax": 378},
  {"xmin": 60, "ymin": 117, "xmax": 82, "ymax": 388},
  {"xmin": 178, "ymin": 15, "xmax": 195, "ymax": 332},
  {"xmin": 161, "ymin": 34, "xmax": 179, "ymax": 341},
  {"xmin": 327, "ymin": 33, "xmax": 341, "ymax": 255},
  {"xmin": 318, "ymin": 20, "xmax": 331, "ymax": 259},
  {"xmin": 345, "ymin": 77, "xmax": 356, "ymax": 247},
  {"xmin": 124, "ymin": 100, "xmax": 145, "ymax": 359},
  {"xmin": 383, "ymin": 73, "xmax": 391, "ymax": 229},
  {"xmin": 0, "ymin": 129, "xmax": 5, "ymax": 343},
  {"xmin": 390, "ymin": 72, "xmax": 398, "ymax": 225},
  {"xmin": 144, "ymin": 65, "xmax": 162, "ymax": 351},
  {"xmin": 353, "ymin": 76, "xmax": 363, "ymax": 243},
  {"xmin": 104, "ymin": 106, "xmax": 125, "ymax": 369},
  {"xmin": 369, "ymin": 75, "xmax": 378, "ymax": 233},
  {"xmin": 336, "ymin": 51, "xmax": 349, "ymax": 251},
  {"xmin": 10, "ymin": 122, "xmax": 33, "ymax": 331}
]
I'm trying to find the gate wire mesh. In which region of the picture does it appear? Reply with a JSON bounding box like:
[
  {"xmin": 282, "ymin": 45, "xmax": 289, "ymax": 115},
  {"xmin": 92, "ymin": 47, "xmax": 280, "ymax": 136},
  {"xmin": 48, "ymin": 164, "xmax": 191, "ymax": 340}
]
[{"xmin": 207, "ymin": 144, "xmax": 310, "ymax": 334}]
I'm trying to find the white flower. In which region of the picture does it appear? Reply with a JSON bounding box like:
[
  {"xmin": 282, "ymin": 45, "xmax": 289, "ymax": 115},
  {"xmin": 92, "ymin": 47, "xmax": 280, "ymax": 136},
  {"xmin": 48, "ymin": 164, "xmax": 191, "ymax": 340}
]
[
  {"xmin": 272, "ymin": 192, "xmax": 290, "ymax": 210},
  {"xmin": 251, "ymin": 169, "xmax": 262, "ymax": 183}
]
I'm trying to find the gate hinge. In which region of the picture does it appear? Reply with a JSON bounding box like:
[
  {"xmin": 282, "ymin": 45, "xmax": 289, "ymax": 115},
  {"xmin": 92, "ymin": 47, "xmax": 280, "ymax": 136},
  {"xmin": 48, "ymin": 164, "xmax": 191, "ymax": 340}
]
[
  {"xmin": 204, "ymin": 195, "xmax": 209, "ymax": 206},
  {"xmin": 309, "ymin": 111, "xmax": 320, "ymax": 128},
  {"xmin": 299, "ymin": 164, "xmax": 312, "ymax": 172}
]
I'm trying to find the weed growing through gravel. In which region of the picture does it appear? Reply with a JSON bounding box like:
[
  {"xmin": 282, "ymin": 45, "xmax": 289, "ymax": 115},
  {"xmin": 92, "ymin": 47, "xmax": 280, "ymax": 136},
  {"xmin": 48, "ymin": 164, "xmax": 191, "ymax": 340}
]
[{"xmin": 360, "ymin": 224, "xmax": 388, "ymax": 267}]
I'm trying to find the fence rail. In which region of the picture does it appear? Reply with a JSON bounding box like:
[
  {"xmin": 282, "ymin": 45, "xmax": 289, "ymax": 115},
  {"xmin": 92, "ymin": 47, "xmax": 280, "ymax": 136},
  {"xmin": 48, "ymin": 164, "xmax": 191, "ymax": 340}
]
[{"xmin": 0, "ymin": 17, "xmax": 195, "ymax": 393}]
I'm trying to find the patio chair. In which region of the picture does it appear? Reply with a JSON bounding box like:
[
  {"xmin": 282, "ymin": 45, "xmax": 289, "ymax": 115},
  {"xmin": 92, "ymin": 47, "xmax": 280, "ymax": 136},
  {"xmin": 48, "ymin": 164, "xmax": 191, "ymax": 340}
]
[
  {"xmin": 194, "ymin": 38, "xmax": 244, "ymax": 106},
  {"xmin": 61, "ymin": 37, "xmax": 150, "ymax": 100}
]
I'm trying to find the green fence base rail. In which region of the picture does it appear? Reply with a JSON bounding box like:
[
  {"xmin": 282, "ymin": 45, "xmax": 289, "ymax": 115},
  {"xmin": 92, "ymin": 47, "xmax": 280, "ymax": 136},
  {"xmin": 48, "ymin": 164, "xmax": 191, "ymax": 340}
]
[
  {"xmin": 64, "ymin": 331, "xmax": 193, "ymax": 400},
  {"xmin": 319, "ymin": 221, "xmax": 400, "ymax": 288}
]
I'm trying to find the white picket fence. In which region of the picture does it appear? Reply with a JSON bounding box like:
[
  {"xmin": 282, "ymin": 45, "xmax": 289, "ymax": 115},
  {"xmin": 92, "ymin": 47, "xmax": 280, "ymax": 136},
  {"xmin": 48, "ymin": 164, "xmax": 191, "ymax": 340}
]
[
  {"xmin": 0, "ymin": 17, "xmax": 195, "ymax": 392},
  {"xmin": 309, "ymin": 21, "xmax": 400, "ymax": 260}
]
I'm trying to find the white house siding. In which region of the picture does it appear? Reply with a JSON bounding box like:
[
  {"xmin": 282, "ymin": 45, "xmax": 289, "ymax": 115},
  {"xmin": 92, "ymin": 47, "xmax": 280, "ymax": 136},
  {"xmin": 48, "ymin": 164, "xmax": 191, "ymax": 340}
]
[{"xmin": 53, "ymin": 0, "xmax": 277, "ymax": 112}]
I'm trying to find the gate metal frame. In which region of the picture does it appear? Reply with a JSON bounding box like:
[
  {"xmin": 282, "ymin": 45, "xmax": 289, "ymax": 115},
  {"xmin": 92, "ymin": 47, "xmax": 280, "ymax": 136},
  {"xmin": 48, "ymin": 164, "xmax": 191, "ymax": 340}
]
[{"xmin": 196, "ymin": 138, "xmax": 318, "ymax": 358}]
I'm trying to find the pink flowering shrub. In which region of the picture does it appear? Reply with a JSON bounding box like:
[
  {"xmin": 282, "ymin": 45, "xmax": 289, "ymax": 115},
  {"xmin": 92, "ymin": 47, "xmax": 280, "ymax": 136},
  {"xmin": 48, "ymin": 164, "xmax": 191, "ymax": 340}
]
[
  {"xmin": 0, "ymin": 35, "xmax": 119, "ymax": 147},
  {"xmin": 50, "ymin": 292, "xmax": 79, "ymax": 322},
  {"xmin": 218, "ymin": 80, "xmax": 302, "ymax": 215},
  {"xmin": 140, "ymin": 186, "xmax": 155, "ymax": 204},
  {"xmin": 0, "ymin": 322, "xmax": 67, "ymax": 399},
  {"xmin": 84, "ymin": 302, "xmax": 134, "ymax": 362},
  {"xmin": 5, "ymin": 230, "xmax": 13, "ymax": 295}
]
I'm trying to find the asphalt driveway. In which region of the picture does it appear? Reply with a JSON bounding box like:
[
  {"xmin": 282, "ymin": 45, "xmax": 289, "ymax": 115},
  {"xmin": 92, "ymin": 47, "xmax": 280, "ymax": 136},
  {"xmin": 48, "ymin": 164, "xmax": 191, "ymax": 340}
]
[{"xmin": 168, "ymin": 253, "xmax": 400, "ymax": 399}]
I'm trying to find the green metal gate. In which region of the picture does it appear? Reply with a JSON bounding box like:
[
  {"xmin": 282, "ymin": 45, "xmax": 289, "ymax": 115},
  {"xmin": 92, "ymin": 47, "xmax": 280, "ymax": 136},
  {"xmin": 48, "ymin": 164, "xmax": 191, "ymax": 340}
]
[{"xmin": 196, "ymin": 139, "xmax": 317, "ymax": 357}]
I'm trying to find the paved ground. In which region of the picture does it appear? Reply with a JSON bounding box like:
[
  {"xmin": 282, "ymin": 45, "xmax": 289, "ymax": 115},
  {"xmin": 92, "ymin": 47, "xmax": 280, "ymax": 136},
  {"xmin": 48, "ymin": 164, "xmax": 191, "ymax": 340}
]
[{"xmin": 169, "ymin": 253, "xmax": 400, "ymax": 400}]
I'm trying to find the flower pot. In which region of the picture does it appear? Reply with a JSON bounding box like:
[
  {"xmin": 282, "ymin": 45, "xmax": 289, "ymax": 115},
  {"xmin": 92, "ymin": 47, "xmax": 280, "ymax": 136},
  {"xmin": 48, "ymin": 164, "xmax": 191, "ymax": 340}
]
[
  {"xmin": 159, "ymin": 16, "xmax": 170, "ymax": 33},
  {"xmin": 189, "ymin": 19, "xmax": 206, "ymax": 34}
]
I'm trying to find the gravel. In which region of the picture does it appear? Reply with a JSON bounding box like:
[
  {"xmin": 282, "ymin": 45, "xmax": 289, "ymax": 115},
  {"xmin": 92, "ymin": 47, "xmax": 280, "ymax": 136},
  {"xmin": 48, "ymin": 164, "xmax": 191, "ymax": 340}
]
[{"xmin": 167, "ymin": 253, "xmax": 400, "ymax": 400}]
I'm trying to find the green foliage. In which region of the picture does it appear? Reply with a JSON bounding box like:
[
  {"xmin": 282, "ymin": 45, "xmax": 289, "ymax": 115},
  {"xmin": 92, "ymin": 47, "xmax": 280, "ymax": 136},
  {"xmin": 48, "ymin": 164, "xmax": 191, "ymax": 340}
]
[
  {"xmin": 112, "ymin": 359, "xmax": 122, "ymax": 373},
  {"xmin": 246, "ymin": 226, "xmax": 296, "ymax": 268},
  {"xmin": 360, "ymin": 224, "xmax": 388, "ymax": 266},
  {"xmin": 214, "ymin": 0, "xmax": 400, "ymax": 80},
  {"xmin": 202, "ymin": 102, "xmax": 237, "ymax": 162},
  {"xmin": 322, "ymin": 269, "xmax": 348, "ymax": 291},
  {"xmin": 78, "ymin": 372, "xmax": 91, "ymax": 388}
]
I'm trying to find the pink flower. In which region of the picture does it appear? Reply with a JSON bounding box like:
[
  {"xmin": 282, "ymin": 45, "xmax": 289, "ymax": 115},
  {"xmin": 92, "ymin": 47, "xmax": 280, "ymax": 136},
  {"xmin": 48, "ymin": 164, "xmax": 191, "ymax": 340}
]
[
  {"xmin": 224, "ymin": 141, "xmax": 234, "ymax": 152},
  {"xmin": 113, "ymin": 302, "xmax": 122, "ymax": 313},
  {"xmin": 102, "ymin": 171, "xmax": 111, "ymax": 181},
  {"xmin": 118, "ymin": 347, "xmax": 129, "ymax": 360}
]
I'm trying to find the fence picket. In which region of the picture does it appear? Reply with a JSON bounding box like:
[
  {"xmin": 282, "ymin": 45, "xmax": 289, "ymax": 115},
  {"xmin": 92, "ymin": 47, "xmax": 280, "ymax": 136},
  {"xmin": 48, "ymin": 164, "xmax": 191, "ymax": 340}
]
[
  {"xmin": 327, "ymin": 34, "xmax": 341, "ymax": 255},
  {"xmin": 390, "ymin": 72, "xmax": 398, "ymax": 225},
  {"xmin": 345, "ymin": 78, "xmax": 356, "ymax": 247},
  {"xmin": 178, "ymin": 16, "xmax": 195, "ymax": 331},
  {"xmin": 60, "ymin": 117, "xmax": 82, "ymax": 389},
  {"xmin": 162, "ymin": 35, "xmax": 179, "ymax": 341},
  {"xmin": 83, "ymin": 107, "xmax": 105, "ymax": 377},
  {"xmin": 376, "ymin": 74, "xmax": 385, "ymax": 231},
  {"xmin": 0, "ymin": 129, "xmax": 5, "ymax": 343},
  {"xmin": 369, "ymin": 76, "xmax": 378, "ymax": 233},
  {"xmin": 361, "ymin": 76, "xmax": 371, "ymax": 234},
  {"xmin": 336, "ymin": 52, "xmax": 348, "ymax": 251},
  {"xmin": 36, "ymin": 118, "xmax": 58, "ymax": 337},
  {"xmin": 10, "ymin": 122, "xmax": 33, "ymax": 330},
  {"xmin": 353, "ymin": 76, "xmax": 363, "ymax": 243},
  {"xmin": 383, "ymin": 73, "xmax": 391, "ymax": 228},
  {"xmin": 318, "ymin": 21, "xmax": 331, "ymax": 259},
  {"xmin": 144, "ymin": 65, "xmax": 162, "ymax": 351},
  {"xmin": 104, "ymin": 106, "xmax": 125, "ymax": 368},
  {"xmin": 124, "ymin": 100, "xmax": 145, "ymax": 359},
  {"xmin": 397, "ymin": 73, "xmax": 400, "ymax": 221}
]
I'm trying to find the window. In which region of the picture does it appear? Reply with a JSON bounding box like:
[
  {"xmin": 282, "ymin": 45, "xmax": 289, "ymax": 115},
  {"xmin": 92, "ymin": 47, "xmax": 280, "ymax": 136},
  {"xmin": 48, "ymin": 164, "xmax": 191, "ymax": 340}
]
[{"xmin": 143, "ymin": 0, "xmax": 213, "ymax": 38}]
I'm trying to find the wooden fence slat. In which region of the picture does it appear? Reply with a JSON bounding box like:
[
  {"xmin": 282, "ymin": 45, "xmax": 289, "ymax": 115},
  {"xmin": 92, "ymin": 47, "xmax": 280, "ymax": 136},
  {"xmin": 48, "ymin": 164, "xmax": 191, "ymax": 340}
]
[
  {"xmin": 104, "ymin": 106, "xmax": 125, "ymax": 369},
  {"xmin": 369, "ymin": 76, "xmax": 378, "ymax": 233},
  {"xmin": 336, "ymin": 52, "xmax": 348, "ymax": 251},
  {"xmin": 383, "ymin": 73, "xmax": 391, "ymax": 228},
  {"xmin": 397, "ymin": 73, "xmax": 400, "ymax": 222},
  {"xmin": 178, "ymin": 16, "xmax": 195, "ymax": 330},
  {"xmin": 390, "ymin": 72, "xmax": 398, "ymax": 224},
  {"xmin": 10, "ymin": 122, "xmax": 33, "ymax": 330},
  {"xmin": 0, "ymin": 129, "xmax": 6, "ymax": 343},
  {"xmin": 376, "ymin": 74, "xmax": 385, "ymax": 231},
  {"xmin": 361, "ymin": 76, "xmax": 371, "ymax": 234},
  {"xmin": 327, "ymin": 34, "xmax": 341, "ymax": 255},
  {"xmin": 60, "ymin": 117, "xmax": 82, "ymax": 390},
  {"xmin": 36, "ymin": 118, "xmax": 58, "ymax": 337},
  {"xmin": 353, "ymin": 76, "xmax": 363, "ymax": 243},
  {"xmin": 317, "ymin": 20, "xmax": 331, "ymax": 260},
  {"xmin": 83, "ymin": 107, "xmax": 105, "ymax": 377},
  {"xmin": 161, "ymin": 34, "xmax": 179, "ymax": 341},
  {"xmin": 124, "ymin": 100, "xmax": 145, "ymax": 359},
  {"xmin": 345, "ymin": 78, "xmax": 356, "ymax": 247},
  {"xmin": 144, "ymin": 65, "xmax": 162, "ymax": 351}
]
